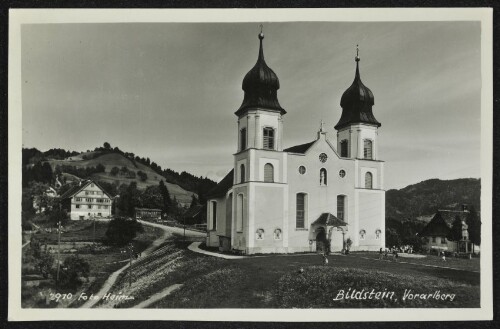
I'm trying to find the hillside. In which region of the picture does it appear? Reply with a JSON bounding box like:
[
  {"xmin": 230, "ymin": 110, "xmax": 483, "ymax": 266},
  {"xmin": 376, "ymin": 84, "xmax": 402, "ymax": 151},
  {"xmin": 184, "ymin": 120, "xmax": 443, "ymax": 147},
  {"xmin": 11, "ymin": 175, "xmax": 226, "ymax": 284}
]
[
  {"xmin": 386, "ymin": 178, "xmax": 480, "ymax": 222},
  {"xmin": 46, "ymin": 152, "xmax": 195, "ymax": 206}
]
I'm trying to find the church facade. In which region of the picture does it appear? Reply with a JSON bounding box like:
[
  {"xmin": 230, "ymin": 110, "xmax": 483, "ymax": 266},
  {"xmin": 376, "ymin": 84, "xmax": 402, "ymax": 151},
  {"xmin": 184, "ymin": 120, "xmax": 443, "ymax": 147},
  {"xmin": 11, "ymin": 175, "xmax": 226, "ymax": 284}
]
[{"xmin": 206, "ymin": 31, "xmax": 385, "ymax": 254}]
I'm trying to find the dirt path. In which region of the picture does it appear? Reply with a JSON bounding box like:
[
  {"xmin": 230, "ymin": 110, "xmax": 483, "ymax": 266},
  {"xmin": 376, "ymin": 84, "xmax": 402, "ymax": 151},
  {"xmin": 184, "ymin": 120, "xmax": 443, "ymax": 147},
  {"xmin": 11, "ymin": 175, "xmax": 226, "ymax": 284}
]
[
  {"xmin": 80, "ymin": 221, "xmax": 204, "ymax": 308},
  {"xmin": 132, "ymin": 284, "xmax": 184, "ymax": 308}
]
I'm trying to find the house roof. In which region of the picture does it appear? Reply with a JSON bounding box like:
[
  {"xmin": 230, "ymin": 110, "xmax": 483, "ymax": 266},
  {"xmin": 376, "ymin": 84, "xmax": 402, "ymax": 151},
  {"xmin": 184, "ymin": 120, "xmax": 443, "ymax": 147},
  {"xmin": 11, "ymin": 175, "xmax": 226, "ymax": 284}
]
[
  {"xmin": 59, "ymin": 180, "xmax": 113, "ymax": 200},
  {"xmin": 283, "ymin": 140, "xmax": 316, "ymax": 154},
  {"xmin": 207, "ymin": 169, "xmax": 234, "ymax": 199},
  {"xmin": 184, "ymin": 204, "xmax": 205, "ymax": 218},
  {"xmin": 312, "ymin": 213, "xmax": 347, "ymax": 227},
  {"xmin": 135, "ymin": 207, "xmax": 162, "ymax": 212}
]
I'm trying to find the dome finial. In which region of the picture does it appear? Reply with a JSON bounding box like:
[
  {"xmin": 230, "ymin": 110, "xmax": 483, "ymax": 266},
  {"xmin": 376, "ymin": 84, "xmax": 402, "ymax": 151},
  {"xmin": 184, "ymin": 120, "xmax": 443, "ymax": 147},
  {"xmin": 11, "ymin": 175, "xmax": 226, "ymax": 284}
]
[
  {"xmin": 355, "ymin": 44, "xmax": 360, "ymax": 62},
  {"xmin": 259, "ymin": 24, "xmax": 264, "ymax": 40}
]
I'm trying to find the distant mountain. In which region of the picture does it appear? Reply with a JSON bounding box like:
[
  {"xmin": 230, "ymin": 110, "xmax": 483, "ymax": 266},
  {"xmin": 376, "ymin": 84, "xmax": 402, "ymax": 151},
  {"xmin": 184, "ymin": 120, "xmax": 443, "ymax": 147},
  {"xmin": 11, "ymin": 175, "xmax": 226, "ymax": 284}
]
[{"xmin": 386, "ymin": 178, "xmax": 480, "ymax": 222}]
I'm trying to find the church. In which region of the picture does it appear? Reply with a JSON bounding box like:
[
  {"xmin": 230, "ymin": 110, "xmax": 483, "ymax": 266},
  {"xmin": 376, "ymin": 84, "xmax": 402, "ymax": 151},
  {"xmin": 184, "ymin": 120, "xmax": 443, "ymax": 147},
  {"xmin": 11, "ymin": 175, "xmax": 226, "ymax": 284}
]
[{"xmin": 206, "ymin": 30, "xmax": 385, "ymax": 254}]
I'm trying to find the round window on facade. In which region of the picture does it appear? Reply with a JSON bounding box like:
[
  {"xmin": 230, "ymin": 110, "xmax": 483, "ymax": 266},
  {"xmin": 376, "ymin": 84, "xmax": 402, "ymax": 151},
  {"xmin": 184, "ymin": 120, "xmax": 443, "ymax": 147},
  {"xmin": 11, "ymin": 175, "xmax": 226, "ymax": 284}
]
[
  {"xmin": 339, "ymin": 170, "xmax": 346, "ymax": 178},
  {"xmin": 298, "ymin": 166, "xmax": 306, "ymax": 175}
]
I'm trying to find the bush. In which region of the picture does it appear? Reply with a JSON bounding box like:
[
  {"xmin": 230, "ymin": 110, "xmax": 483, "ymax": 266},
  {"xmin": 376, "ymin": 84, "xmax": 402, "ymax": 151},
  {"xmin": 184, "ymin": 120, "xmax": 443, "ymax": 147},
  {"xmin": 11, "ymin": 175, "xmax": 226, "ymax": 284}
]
[
  {"xmin": 56, "ymin": 255, "xmax": 90, "ymax": 289},
  {"xmin": 36, "ymin": 252, "xmax": 55, "ymax": 279},
  {"xmin": 110, "ymin": 166, "xmax": 119, "ymax": 176},
  {"xmin": 105, "ymin": 217, "xmax": 144, "ymax": 246}
]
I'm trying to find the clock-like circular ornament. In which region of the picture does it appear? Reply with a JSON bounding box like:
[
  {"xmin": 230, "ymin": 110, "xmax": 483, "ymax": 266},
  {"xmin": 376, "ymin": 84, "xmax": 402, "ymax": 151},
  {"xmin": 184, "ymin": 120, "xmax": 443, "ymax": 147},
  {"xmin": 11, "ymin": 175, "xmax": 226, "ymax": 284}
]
[{"xmin": 319, "ymin": 153, "xmax": 328, "ymax": 163}]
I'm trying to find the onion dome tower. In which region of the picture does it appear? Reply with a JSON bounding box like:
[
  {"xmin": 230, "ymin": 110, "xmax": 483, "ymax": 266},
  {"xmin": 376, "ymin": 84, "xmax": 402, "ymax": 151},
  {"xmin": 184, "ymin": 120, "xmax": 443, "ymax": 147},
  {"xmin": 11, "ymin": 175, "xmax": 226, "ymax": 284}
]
[
  {"xmin": 335, "ymin": 46, "xmax": 381, "ymax": 160},
  {"xmin": 335, "ymin": 46, "xmax": 380, "ymax": 130},
  {"xmin": 235, "ymin": 28, "xmax": 286, "ymax": 117}
]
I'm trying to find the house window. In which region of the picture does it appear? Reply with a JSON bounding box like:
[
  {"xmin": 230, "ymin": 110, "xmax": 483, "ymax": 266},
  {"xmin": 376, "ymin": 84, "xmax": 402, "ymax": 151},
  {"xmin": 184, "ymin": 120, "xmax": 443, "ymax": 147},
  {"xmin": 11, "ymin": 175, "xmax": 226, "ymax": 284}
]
[
  {"xmin": 263, "ymin": 127, "xmax": 275, "ymax": 150},
  {"xmin": 365, "ymin": 172, "xmax": 373, "ymax": 189},
  {"xmin": 441, "ymin": 237, "xmax": 447, "ymax": 244},
  {"xmin": 88, "ymin": 205, "xmax": 92, "ymax": 209},
  {"xmin": 320, "ymin": 168, "xmax": 328, "ymax": 186},
  {"xmin": 104, "ymin": 205, "xmax": 109, "ymax": 209},
  {"xmin": 337, "ymin": 195, "xmax": 346, "ymax": 221},
  {"xmin": 76, "ymin": 198, "xmax": 81, "ymax": 202},
  {"xmin": 236, "ymin": 194, "xmax": 244, "ymax": 232},
  {"xmin": 211, "ymin": 201, "xmax": 217, "ymax": 230},
  {"xmin": 85, "ymin": 191, "xmax": 89, "ymax": 195},
  {"xmin": 340, "ymin": 140, "xmax": 348, "ymax": 157},
  {"xmin": 240, "ymin": 128, "xmax": 247, "ymax": 151},
  {"xmin": 274, "ymin": 228, "xmax": 282, "ymax": 240},
  {"xmin": 76, "ymin": 205, "xmax": 80, "ymax": 209},
  {"xmin": 432, "ymin": 237, "xmax": 436, "ymax": 243},
  {"xmin": 296, "ymin": 193, "xmax": 307, "ymax": 229},
  {"xmin": 86, "ymin": 198, "xmax": 92, "ymax": 202},
  {"xmin": 364, "ymin": 139, "xmax": 373, "ymax": 159},
  {"xmin": 359, "ymin": 229, "xmax": 366, "ymax": 240},
  {"xmin": 91, "ymin": 183, "xmax": 95, "ymax": 187},
  {"xmin": 255, "ymin": 228, "xmax": 264, "ymax": 240},
  {"xmin": 98, "ymin": 205, "xmax": 102, "ymax": 209},
  {"xmin": 98, "ymin": 213, "xmax": 102, "ymax": 216},
  {"xmin": 240, "ymin": 164, "xmax": 245, "ymax": 183},
  {"xmin": 298, "ymin": 166, "xmax": 306, "ymax": 175},
  {"xmin": 264, "ymin": 163, "xmax": 274, "ymax": 182}
]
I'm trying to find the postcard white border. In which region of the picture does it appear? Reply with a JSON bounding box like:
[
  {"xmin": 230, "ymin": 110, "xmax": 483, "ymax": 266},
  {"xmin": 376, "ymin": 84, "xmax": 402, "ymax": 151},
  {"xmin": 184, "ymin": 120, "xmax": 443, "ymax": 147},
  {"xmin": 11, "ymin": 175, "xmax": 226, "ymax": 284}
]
[{"xmin": 8, "ymin": 8, "xmax": 493, "ymax": 322}]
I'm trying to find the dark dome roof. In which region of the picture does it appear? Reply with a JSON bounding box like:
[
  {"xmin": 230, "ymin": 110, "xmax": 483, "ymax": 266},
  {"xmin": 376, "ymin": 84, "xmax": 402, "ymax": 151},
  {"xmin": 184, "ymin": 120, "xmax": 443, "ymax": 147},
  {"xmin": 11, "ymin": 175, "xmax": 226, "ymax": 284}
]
[
  {"xmin": 335, "ymin": 54, "xmax": 380, "ymax": 130},
  {"xmin": 235, "ymin": 32, "xmax": 285, "ymax": 116}
]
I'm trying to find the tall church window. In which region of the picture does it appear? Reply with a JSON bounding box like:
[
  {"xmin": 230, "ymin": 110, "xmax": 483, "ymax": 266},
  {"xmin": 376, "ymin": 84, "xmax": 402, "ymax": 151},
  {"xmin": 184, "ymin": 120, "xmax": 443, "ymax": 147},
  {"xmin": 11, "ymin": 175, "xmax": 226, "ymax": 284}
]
[
  {"xmin": 263, "ymin": 127, "xmax": 275, "ymax": 150},
  {"xmin": 320, "ymin": 168, "xmax": 328, "ymax": 186},
  {"xmin": 210, "ymin": 201, "xmax": 217, "ymax": 230},
  {"xmin": 240, "ymin": 128, "xmax": 247, "ymax": 151},
  {"xmin": 240, "ymin": 164, "xmax": 245, "ymax": 183},
  {"xmin": 340, "ymin": 140, "xmax": 348, "ymax": 157},
  {"xmin": 264, "ymin": 163, "xmax": 274, "ymax": 182},
  {"xmin": 337, "ymin": 195, "xmax": 346, "ymax": 221},
  {"xmin": 365, "ymin": 172, "xmax": 373, "ymax": 189},
  {"xmin": 296, "ymin": 193, "xmax": 307, "ymax": 229},
  {"xmin": 363, "ymin": 139, "xmax": 373, "ymax": 159},
  {"xmin": 236, "ymin": 194, "xmax": 244, "ymax": 232}
]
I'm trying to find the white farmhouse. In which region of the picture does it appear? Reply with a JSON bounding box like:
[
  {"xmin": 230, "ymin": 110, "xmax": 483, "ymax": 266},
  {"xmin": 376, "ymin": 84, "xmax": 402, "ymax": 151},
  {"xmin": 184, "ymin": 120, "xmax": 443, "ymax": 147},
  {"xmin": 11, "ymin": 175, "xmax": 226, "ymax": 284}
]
[
  {"xmin": 206, "ymin": 32, "xmax": 385, "ymax": 254},
  {"xmin": 60, "ymin": 180, "xmax": 113, "ymax": 220}
]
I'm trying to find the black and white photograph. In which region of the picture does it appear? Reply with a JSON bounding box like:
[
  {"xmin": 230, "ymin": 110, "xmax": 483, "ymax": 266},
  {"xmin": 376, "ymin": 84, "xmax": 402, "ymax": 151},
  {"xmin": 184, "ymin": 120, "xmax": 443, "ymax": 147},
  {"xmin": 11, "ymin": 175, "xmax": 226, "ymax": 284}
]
[{"xmin": 8, "ymin": 8, "xmax": 493, "ymax": 321}]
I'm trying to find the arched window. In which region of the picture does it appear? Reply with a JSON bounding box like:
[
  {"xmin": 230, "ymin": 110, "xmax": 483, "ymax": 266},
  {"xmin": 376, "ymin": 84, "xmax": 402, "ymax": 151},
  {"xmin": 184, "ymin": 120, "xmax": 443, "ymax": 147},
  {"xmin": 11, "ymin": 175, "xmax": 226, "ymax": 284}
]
[
  {"xmin": 365, "ymin": 172, "xmax": 373, "ymax": 189},
  {"xmin": 363, "ymin": 139, "xmax": 373, "ymax": 160},
  {"xmin": 240, "ymin": 164, "xmax": 245, "ymax": 183},
  {"xmin": 337, "ymin": 195, "xmax": 346, "ymax": 221},
  {"xmin": 264, "ymin": 163, "xmax": 274, "ymax": 182},
  {"xmin": 263, "ymin": 127, "xmax": 275, "ymax": 150},
  {"xmin": 296, "ymin": 193, "xmax": 307, "ymax": 228},
  {"xmin": 211, "ymin": 201, "xmax": 217, "ymax": 230},
  {"xmin": 340, "ymin": 140, "xmax": 348, "ymax": 157},
  {"xmin": 236, "ymin": 194, "xmax": 244, "ymax": 232},
  {"xmin": 320, "ymin": 168, "xmax": 328, "ymax": 186}
]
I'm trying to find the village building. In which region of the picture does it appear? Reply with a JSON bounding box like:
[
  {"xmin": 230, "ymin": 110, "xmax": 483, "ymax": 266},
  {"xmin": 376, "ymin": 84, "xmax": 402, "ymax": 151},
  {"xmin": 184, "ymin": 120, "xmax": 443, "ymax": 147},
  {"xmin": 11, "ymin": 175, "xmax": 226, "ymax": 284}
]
[
  {"xmin": 60, "ymin": 180, "xmax": 113, "ymax": 220},
  {"xmin": 206, "ymin": 31, "xmax": 385, "ymax": 254},
  {"xmin": 134, "ymin": 207, "xmax": 162, "ymax": 220},
  {"xmin": 419, "ymin": 206, "xmax": 479, "ymax": 253}
]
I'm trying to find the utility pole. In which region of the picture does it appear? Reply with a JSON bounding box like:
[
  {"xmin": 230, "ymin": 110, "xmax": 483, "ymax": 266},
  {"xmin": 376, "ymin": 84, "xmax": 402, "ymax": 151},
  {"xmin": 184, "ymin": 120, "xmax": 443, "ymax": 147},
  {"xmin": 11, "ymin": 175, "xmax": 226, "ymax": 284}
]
[
  {"xmin": 183, "ymin": 216, "xmax": 186, "ymax": 244},
  {"xmin": 128, "ymin": 242, "xmax": 134, "ymax": 287},
  {"xmin": 56, "ymin": 220, "xmax": 61, "ymax": 286}
]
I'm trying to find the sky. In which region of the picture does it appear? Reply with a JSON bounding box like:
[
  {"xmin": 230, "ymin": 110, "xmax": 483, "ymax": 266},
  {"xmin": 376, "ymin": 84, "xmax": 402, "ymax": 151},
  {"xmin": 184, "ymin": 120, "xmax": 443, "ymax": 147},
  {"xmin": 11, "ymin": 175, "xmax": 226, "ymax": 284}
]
[{"xmin": 21, "ymin": 21, "xmax": 482, "ymax": 190}]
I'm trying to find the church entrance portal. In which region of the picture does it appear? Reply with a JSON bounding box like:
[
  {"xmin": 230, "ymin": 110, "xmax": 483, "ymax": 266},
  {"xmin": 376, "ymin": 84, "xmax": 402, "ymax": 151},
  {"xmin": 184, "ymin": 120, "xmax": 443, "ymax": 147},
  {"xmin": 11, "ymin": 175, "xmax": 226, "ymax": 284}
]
[{"xmin": 315, "ymin": 227, "xmax": 328, "ymax": 253}]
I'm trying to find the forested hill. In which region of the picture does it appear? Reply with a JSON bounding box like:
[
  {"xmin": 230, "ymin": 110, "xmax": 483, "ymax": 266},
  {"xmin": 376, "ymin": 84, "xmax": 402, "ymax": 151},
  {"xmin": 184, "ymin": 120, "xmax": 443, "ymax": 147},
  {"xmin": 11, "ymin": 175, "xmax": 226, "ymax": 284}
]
[
  {"xmin": 22, "ymin": 144, "xmax": 217, "ymax": 205},
  {"xmin": 386, "ymin": 178, "xmax": 480, "ymax": 221}
]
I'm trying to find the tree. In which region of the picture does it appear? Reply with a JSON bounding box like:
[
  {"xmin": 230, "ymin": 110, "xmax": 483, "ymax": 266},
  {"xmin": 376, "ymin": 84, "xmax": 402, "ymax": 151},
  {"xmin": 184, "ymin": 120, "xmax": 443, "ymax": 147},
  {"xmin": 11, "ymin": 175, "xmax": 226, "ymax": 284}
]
[
  {"xmin": 96, "ymin": 163, "xmax": 106, "ymax": 173},
  {"xmin": 116, "ymin": 182, "xmax": 141, "ymax": 217},
  {"xmin": 110, "ymin": 166, "xmax": 120, "ymax": 176},
  {"xmin": 385, "ymin": 227, "xmax": 401, "ymax": 248},
  {"xmin": 57, "ymin": 255, "xmax": 90, "ymax": 289},
  {"xmin": 37, "ymin": 252, "xmax": 54, "ymax": 279},
  {"xmin": 137, "ymin": 171, "xmax": 148, "ymax": 182},
  {"xmin": 466, "ymin": 206, "xmax": 481, "ymax": 250},
  {"xmin": 103, "ymin": 142, "xmax": 111, "ymax": 150},
  {"xmin": 105, "ymin": 217, "xmax": 144, "ymax": 246},
  {"xmin": 159, "ymin": 180, "xmax": 172, "ymax": 214},
  {"xmin": 141, "ymin": 185, "xmax": 163, "ymax": 209},
  {"xmin": 189, "ymin": 194, "xmax": 199, "ymax": 209},
  {"xmin": 447, "ymin": 215, "xmax": 463, "ymax": 251}
]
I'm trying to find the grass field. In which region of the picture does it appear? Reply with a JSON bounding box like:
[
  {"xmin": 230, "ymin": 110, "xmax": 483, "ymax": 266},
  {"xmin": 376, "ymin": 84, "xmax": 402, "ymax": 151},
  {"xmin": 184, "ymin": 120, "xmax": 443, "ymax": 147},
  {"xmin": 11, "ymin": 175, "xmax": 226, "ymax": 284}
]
[{"xmin": 93, "ymin": 238, "xmax": 480, "ymax": 309}]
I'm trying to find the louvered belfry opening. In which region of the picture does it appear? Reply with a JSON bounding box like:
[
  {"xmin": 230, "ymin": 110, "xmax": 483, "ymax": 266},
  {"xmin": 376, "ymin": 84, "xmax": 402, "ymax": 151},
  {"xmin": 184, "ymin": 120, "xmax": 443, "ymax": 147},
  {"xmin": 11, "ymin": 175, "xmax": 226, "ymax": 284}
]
[
  {"xmin": 240, "ymin": 128, "xmax": 247, "ymax": 151},
  {"xmin": 340, "ymin": 140, "xmax": 348, "ymax": 157},
  {"xmin": 363, "ymin": 139, "xmax": 373, "ymax": 159},
  {"xmin": 263, "ymin": 127, "xmax": 275, "ymax": 149},
  {"xmin": 365, "ymin": 172, "xmax": 373, "ymax": 189}
]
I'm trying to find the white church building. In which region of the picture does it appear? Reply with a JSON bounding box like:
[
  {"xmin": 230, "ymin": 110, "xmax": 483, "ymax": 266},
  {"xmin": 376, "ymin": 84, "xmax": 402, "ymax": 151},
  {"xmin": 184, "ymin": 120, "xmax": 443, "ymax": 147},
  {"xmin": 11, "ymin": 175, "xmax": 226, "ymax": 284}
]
[{"xmin": 206, "ymin": 31, "xmax": 385, "ymax": 254}]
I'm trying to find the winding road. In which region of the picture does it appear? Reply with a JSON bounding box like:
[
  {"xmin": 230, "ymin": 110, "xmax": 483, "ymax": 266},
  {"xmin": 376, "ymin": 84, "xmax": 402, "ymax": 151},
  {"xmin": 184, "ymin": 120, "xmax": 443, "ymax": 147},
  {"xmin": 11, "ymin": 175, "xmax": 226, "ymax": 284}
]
[{"xmin": 80, "ymin": 221, "xmax": 205, "ymax": 308}]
